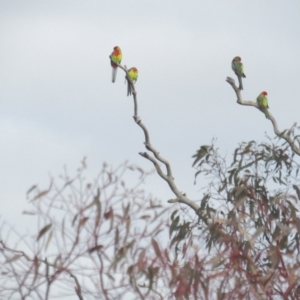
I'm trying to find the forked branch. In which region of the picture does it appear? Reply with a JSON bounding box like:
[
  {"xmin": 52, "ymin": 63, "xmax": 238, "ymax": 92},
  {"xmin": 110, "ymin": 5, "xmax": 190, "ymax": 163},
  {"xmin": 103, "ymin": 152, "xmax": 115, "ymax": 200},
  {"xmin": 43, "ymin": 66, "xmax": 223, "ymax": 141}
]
[
  {"xmin": 0, "ymin": 240, "xmax": 84, "ymax": 300},
  {"xmin": 226, "ymin": 76, "xmax": 300, "ymax": 156},
  {"xmin": 110, "ymin": 56, "xmax": 208, "ymax": 221}
]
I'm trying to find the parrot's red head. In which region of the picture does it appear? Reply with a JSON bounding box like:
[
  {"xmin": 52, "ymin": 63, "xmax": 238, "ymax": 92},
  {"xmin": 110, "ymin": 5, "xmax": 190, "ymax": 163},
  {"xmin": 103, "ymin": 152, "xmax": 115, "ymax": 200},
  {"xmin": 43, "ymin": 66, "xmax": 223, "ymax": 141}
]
[
  {"xmin": 262, "ymin": 91, "xmax": 268, "ymax": 96},
  {"xmin": 132, "ymin": 67, "xmax": 138, "ymax": 73},
  {"xmin": 113, "ymin": 46, "xmax": 121, "ymax": 55},
  {"xmin": 232, "ymin": 56, "xmax": 241, "ymax": 62}
]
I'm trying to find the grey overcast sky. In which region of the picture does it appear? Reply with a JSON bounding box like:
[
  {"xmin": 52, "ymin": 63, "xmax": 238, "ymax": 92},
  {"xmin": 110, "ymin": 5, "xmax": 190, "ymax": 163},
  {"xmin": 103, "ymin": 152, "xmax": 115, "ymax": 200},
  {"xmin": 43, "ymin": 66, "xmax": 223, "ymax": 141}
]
[{"xmin": 1, "ymin": 1, "xmax": 300, "ymax": 227}]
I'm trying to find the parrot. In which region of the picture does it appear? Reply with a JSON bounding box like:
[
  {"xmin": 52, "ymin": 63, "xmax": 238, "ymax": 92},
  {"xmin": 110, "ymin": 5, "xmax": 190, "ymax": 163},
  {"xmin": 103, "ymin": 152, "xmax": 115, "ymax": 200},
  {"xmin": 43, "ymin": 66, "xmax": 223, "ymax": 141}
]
[
  {"xmin": 231, "ymin": 56, "xmax": 246, "ymax": 90},
  {"xmin": 127, "ymin": 67, "xmax": 138, "ymax": 96},
  {"xmin": 110, "ymin": 46, "xmax": 122, "ymax": 83},
  {"xmin": 256, "ymin": 91, "xmax": 269, "ymax": 119}
]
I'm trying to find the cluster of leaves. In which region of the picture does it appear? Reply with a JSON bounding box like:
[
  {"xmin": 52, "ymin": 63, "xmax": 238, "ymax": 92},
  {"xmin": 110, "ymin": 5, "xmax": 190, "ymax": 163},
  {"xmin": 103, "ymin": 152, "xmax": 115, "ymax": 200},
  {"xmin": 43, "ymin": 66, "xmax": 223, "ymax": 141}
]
[
  {"xmin": 169, "ymin": 137, "xmax": 300, "ymax": 298},
  {"xmin": 2, "ymin": 137, "xmax": 300, "ymax": 299},
  {"xmin": 0, "ymin": 160, "xmax": 173, "ymax": 299}
]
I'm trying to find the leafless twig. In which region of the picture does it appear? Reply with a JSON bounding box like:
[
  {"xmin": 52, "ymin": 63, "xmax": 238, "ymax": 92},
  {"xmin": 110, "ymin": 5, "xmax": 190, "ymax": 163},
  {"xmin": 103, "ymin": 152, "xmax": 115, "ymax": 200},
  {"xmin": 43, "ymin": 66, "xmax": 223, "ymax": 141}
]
[
  {"xmin": 110, "ymin": 56, "xmax": 209, "ymax": 222},
  {"xmin": 226, "ymin": 76, "xmax": 300, "ymax": 156},
  {"xmin": 0, "ymin": 240, "xmax": 84, "ymax": 300}
]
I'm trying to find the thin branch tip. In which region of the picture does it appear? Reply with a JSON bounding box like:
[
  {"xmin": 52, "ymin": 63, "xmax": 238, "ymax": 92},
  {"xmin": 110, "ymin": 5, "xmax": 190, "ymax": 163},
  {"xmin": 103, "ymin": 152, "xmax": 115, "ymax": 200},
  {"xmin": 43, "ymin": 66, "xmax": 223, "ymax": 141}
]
[
  {"xmin": 226, "ymin": 77, "xmax": 235, "ymax": 84},
  {"xmin": 227, "ymin": 73, "xmax": 300, "ymax": 156},
  {"xmin": 168, "ymin": 198, "xmax": 178, "ymax": 203}
]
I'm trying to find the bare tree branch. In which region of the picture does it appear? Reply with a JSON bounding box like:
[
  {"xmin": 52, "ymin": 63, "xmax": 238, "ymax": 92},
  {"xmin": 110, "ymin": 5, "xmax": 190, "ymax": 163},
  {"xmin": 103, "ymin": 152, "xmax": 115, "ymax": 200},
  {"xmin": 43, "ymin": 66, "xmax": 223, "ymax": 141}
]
[
  {"xmin": 110, "ymin": 56, "xmax": 209, "ymax": 221},
  {"xmin": 0, "ymin": 241, "xmax": 84, "ymax": 300},
  {"xmin": 226, "ymin": 76, "xmax": 300, "ymax": 156},
  {"xmin": 70, "ymin": 273, "xmax": 84, "ymax": 300}
]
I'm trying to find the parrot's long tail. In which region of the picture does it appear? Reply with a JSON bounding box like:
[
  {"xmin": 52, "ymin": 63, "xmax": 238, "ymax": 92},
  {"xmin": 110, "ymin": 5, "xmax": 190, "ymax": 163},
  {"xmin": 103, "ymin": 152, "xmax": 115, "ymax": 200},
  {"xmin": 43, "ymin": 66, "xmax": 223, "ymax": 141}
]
[
  {"xmin": 127, "ymin": 79, "xmax": 132, "ymax": 96},
  {"xmin": 238, "ymin": 76, "xmax": 243, "ymax": 90},
  {"xmin": 112, "ymin": 67, "xmax": 118, "ymax": 83},
  {"xmin": 264, "ymin": 109, "xmax": 270, "ymax": 119}
]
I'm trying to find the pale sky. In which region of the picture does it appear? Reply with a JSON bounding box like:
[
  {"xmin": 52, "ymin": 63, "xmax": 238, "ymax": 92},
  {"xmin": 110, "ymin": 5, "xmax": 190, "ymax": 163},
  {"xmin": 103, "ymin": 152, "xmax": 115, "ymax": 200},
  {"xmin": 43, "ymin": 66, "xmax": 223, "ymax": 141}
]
[{"xmin": 1, "ymin": 1, "xmax": 300, "ymax": 229}]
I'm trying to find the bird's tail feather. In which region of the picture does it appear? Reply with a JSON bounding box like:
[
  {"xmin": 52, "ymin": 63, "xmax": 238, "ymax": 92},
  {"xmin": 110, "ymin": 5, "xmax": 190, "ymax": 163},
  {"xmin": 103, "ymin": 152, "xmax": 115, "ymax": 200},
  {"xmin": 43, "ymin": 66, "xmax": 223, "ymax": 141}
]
[
  {"xmin": 264, "ymin": 109, "xmax": 270, "ymax": 119},
  {"xmin": 127, "ymin": 80, "xmax": 132, "ymax": 96},
  {"xmin": 238, "ymin": 76, "xmax": 243, "ymax": 90},
  {"xmin": 112, "ymin": 68, "xmax": 118, "ymax": 83}
]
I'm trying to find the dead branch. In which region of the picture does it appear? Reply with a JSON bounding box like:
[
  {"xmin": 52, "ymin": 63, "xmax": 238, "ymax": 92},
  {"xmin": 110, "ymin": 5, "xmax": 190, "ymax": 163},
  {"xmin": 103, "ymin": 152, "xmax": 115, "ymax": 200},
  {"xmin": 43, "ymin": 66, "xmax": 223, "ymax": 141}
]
[{"xmin": 226, "ymin": 76, "xmax": 300, "ymax": 156}]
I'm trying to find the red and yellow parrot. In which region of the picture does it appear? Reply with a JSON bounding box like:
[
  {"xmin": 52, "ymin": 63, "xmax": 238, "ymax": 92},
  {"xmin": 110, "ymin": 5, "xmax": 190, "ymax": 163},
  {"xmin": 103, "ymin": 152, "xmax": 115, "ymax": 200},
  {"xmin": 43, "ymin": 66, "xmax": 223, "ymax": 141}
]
[
  {"xmin": 110, "ymin": 46, "xmax": 122, "ymax": 83},
  {"xmin": 127, "ymin": 67, "xmax": 138, "ymax": 96},
  {"xmin": 231, "ymin": 56, "xmax": 246, "ymax": 90},
  {"xmin": 256, "ymin": 91, "xmax": 269, "ymax": 119}
]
